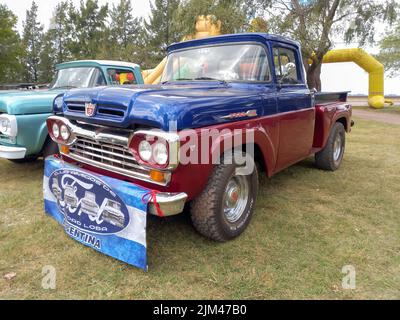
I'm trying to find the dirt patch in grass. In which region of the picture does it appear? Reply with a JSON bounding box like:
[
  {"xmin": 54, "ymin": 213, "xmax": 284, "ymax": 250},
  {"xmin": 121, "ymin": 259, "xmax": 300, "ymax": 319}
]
[
  {"xmin": 352, "ymin": 108, "xmax": 400, "ymax": 125},
  {"xmin": 0, "ymin": 119, "xmax": 399, "ymax": 299}
]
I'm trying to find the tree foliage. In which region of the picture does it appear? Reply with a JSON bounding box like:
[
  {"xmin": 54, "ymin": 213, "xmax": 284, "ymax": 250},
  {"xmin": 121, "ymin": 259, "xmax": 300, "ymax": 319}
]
[
  {"xmin": 1, "ymin": 0, "xmax": 398, "ymax": 87},
  {"xmin": 175, "ymin": 0, "xmax": 247, "ymax": 35},
  {"xmin": 22, "ymin": 0, "xmax": 44, "ymax": 82},
  {"xmin": 144, "ymin": 0, "xmax": 181, "ymax": 66},
  {"xmin": 377, "ymin": 23, "xmax": 400, "ymax": 76},
  {"xmin": 251, "ymin": 0, "xmax": 398, "ymax": 90},
  {"xmin": 0, "ymin": 4, "xmax": 22, "ymax": 83},
  {"xmin": 67, "ymin": 0, "xmax": 108, "ymax": 59}
]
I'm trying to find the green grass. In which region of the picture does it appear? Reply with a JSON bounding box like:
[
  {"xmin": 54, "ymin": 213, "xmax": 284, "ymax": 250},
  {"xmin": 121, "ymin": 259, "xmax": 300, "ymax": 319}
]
[
  {"xmin": 1, "ymin": 118, "xmax": 400, "ymax": 299},
  {"xmin": 352, "ymin": 105, "xmax": 400, "ymax": 114}
]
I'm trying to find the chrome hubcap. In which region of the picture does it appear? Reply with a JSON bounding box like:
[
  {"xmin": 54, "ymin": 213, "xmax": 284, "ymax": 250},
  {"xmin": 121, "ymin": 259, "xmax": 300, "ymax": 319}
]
[
  {"xmin": 223, "ymin": 175, "xmax": 250, "ymax": 223},
  {"xmin": 333, "ymin": 134, "xmax": 342, "ymax": 162}
]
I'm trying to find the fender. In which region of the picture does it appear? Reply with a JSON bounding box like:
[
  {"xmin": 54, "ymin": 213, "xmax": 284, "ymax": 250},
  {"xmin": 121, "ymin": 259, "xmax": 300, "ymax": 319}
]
[
  {"xmin": 206, "ymin": 119, "xmax": 277, "ymax": 177},
  {"xmin": 313, "ymin": 103, "xmax": 351, "ymax": 149}
]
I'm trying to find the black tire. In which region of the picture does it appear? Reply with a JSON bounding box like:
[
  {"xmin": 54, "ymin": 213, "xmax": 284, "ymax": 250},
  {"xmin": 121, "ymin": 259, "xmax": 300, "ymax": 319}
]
[
  {"xmin": 315, "ymin": 122, "xmax": 345, "ymax": 171},
  {"xmin": 190, "ymin": 151, "xmax": 258, "ymax": 242},
  {"xmin": 42, "ymin": 138, "xmax": 59, "ymax": 159}
]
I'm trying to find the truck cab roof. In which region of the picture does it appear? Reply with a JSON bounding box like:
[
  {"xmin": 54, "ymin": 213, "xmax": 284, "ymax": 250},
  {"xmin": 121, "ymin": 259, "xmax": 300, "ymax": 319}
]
[
  {"xmin": 167, "ymin": 33, "xmax": 301, "ymax": 53},
  {"xmin": 56, "ymin": 60, "xmax": 140, "ymax": 70}
]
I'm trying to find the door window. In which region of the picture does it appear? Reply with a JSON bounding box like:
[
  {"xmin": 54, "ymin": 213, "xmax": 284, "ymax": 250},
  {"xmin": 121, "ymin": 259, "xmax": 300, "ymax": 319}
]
[
  {"xmin": 273, "ymin": 47, "xmax": 300, "ymax": 84},
  {"xmin": 107, "ymin": 69, "xmax": 137, "ymax": 85}
]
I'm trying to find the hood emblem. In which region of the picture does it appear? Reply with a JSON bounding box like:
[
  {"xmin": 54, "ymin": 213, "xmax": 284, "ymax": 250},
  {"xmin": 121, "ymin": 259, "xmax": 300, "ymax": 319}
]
[
  {"xmin": 85, "ymin": 102, "xmax": 96, "ymax": 117},
  {"xmin": 220, "ymin": 109, "xmax": 258, "ymax": 120}
]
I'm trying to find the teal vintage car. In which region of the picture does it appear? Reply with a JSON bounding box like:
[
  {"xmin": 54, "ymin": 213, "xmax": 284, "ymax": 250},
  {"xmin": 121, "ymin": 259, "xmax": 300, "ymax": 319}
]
[{"xmin": 0, "ymin": 60, "xmax": 143, "ymax": 162}]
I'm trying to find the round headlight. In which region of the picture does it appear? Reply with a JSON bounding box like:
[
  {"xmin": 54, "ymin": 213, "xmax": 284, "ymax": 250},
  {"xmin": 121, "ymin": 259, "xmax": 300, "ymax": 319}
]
[
  {"xmin": 153, "ymin": 142, "xmax": 168, "ymax": 165},
  {"xmin": 138, "ymin": 140, "xmax": 152, "ymax": 161},
  {"xmin": 52, "ymin": 123, "xmax": 60, "ymax": 138},
  {"xmin": 0, "ymin": 118, "xmax": 11, "ymax": 135},
  {"xmin": 60, "ymin": 124, "xmax": 70, "ymax": 141},
  {"xmin": 54, "ymin": 96, "xmax": 64, "ymax": 112}
]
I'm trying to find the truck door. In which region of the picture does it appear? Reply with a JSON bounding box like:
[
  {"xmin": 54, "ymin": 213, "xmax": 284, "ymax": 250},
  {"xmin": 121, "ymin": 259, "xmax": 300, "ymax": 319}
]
[{"xmin": 273, "ymin": 45, "xmax": 315, "ymax": 171}]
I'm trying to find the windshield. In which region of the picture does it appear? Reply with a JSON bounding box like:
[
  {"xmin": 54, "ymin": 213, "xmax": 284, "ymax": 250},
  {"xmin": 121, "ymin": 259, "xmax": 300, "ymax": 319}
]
[
  {"xmin": 162, "ymin": 44, "xmax": 271, "ymax": 83},
  {"xmin": 50, "ymin": 67, "xmax": 97, "ymax": 89}
]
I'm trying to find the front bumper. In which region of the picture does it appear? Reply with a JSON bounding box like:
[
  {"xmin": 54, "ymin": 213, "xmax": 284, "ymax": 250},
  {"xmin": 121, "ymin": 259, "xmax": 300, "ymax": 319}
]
[
  {"xmin": 0, "ymin": 145, "xmax": 27, "ymax": 159},
  {"xmin": 149, "ymin": 192, "xmax": 188, "ymax": 216}
]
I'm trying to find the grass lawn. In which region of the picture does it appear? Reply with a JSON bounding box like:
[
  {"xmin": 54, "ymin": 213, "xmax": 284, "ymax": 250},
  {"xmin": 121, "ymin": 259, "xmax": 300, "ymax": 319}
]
[{"xmin": 0, "ymin": 118, "xmax": 399, "ymax": 299}]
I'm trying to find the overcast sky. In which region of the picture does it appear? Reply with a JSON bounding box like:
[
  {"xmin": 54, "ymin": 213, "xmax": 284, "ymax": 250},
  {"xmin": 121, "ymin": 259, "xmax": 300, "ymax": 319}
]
[{"xmin": 1, "ymin": 0, "xmax": 399, "ymax": 95}]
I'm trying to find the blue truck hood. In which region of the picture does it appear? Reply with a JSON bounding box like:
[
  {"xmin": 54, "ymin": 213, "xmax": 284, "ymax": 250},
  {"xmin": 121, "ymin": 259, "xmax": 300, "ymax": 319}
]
[
  {"xmin": 62, "ymin": 83, "xmax": 273, "ymax": 130},
  {"xmin": 0, "ymin": 89, "xmax": 64, "ymax": 115}
]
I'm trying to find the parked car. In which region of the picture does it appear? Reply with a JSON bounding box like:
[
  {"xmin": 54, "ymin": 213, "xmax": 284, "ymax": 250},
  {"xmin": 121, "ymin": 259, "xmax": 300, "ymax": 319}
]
[
  {"xmin": 47, "ymin": 33, "xmax": 353, "ymax": 241},
  {"xmin": 0, "ymin": 60, "xmax": 143, "ymax": 162}
]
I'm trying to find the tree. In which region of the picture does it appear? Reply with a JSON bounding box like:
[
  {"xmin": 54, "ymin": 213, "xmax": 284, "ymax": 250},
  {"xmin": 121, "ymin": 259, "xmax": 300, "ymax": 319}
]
[
  {"xmin": 103, "ymin": 0, "xmax": 143, "ymax": 61},
  {"xmin": 48, "ymin": 1, "xmax": 73, "ymax": 64},
  {"xmin": 0, "ymin": 4, "xmax": 22, "ymax": 84},
  {"xmin": 377, "ymin": 23, "xmax": 400, "ymax": 76},
  {"xmin": 22, "ymin": 0, "xmax": 44, "ymax": 83},
  {"xmin": 37, "ymin": 1, "xmax": 73, "ymax": 83},
  {"xmin": 175, "ymin": 0, "xmax": 248, "ymax": 36},
  {"xmin": 67, "ymin": 0, "xmax": 108, "ymax": 59},
  {"xmin": 145, "ymin": 0, "xmax": 181, "ymax": 66},
  {"xmin": 109, "ymin": 0, "xmax": 140, "ymax": 49},
  {"xmin": 251, "ymin": 0, "xmax": 398, "ymax": 90}
]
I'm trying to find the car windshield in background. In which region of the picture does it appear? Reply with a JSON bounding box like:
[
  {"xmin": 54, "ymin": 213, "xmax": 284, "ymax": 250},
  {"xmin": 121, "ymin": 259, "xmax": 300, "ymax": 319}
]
[
  {"xmin": 162, "ymin": 44, "xmax": 271, "ymax": 83},
  {"xmin": 51, "ymin": 67, "xmax": 96, "ymax": 89}
]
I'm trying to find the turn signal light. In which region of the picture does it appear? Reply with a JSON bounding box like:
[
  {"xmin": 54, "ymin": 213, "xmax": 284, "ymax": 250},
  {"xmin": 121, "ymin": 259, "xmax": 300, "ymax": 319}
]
[
  {"xmin": 150, "ymin": 170, "xmax": 166, "ymax": 183},
  {"xmin": 60, "ymin": 145, "xmax": 70, "ymax": 154}
]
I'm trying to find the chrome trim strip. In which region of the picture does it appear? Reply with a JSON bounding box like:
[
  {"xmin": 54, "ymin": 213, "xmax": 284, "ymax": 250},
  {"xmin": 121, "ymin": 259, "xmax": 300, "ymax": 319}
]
[{"xmin": 64, "ymin": 151, "xmax": 171, "ymax": 186}]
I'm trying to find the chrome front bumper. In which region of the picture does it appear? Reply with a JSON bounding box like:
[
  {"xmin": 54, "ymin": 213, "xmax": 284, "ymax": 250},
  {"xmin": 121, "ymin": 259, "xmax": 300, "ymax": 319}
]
[
  {"xmin": 148, "ymin": 192, "xmax": 188, "ymax": 216},
  {"xmin": 0, "ymin": 145, "xmax": 27, "ymax": 159}
]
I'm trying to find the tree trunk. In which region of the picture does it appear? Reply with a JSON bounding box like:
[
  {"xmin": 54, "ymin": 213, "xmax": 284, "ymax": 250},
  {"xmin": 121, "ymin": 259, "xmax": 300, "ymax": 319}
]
[{"xmin": 305, "ymin": 61, "xmax": 322, "ymax": 91}]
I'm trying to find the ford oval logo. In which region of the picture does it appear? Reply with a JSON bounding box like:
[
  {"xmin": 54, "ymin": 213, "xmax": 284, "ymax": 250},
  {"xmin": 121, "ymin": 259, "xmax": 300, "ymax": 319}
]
[
  {"xmin": 49, "ymin": 169, "xmax": 130, "ymax": 234},
  {"xmin": 85, "ymin": 102, "xmax": 96, "ymax": 117}
]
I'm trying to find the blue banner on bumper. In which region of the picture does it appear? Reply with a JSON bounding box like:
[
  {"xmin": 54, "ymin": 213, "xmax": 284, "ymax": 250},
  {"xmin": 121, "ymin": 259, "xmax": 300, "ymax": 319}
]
[{"xmin": 43, "ymin": 156, "xmax": 149, "ymax": 271}]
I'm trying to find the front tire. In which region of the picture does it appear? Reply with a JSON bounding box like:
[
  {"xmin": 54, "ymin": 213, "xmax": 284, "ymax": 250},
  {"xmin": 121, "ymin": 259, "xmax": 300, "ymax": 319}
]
[
  {"xmin": 190, "ymin": 151, "xmax": 258, "ymax": 242},
  {"xmin": 315, "ymin": 122, "xmax": 346, "ymax": 171}
]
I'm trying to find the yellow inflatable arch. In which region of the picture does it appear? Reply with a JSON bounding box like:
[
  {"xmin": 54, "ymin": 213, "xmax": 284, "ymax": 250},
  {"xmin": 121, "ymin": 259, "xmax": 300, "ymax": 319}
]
[{"xmin": 322, "ymin": 48, "xmax": 393, "ymax": 109}]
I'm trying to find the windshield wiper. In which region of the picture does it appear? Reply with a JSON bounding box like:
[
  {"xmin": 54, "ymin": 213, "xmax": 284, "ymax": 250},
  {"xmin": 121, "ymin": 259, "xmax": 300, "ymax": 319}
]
[
  {"xmin": 194, "ymin": 77, "xmax": 227, "ymax": 84},
  {"xmin": 162, "ymin": 78, "xmax": 194, "ymax": 84},
  {"xmin": 51, "ymin": 85, "xmax": 78, "ymax": 90}
]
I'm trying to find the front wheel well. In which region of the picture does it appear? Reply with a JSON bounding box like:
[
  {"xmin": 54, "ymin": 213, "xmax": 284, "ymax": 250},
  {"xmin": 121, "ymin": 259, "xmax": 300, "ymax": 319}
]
[{"xmin": 239, "ymin": 143, "xmax": 267, "ymax": 174}]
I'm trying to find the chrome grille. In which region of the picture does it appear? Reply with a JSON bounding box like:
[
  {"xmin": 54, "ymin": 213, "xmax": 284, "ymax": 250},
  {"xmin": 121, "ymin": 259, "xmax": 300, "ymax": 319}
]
[{"xmin": 69, "ymin": 136, "xmax": 143, "ymax": 172}]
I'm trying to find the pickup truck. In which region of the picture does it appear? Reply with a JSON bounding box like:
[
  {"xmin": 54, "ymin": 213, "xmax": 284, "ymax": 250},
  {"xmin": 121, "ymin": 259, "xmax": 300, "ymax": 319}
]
[
  {"xmin": 0, "ymin": 60, "xmax": 143, "ymax": 162},
  {"xmin": 47, "ymin": 33, "xmax": 353, "ymax": 242}
]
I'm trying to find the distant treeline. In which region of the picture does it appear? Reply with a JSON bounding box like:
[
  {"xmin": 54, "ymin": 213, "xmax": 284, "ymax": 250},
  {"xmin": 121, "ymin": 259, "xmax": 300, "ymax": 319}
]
[
  {"xmin": 0, "ymin": 0, "xmax": 398, "ymax": 86},
  {"xmin": 0, "ymin": 0, "xmax": 254, "ymax": 84}
]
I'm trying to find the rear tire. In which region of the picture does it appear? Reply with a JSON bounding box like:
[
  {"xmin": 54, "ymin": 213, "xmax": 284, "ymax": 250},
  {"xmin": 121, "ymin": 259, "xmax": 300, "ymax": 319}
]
[
  {"xmin": 315, "ymin": 122, "xmax": 345, "ymax": 171},
  {"xmin": 190, "ymin": 151, "xmax": 258, "ymax": 242}
]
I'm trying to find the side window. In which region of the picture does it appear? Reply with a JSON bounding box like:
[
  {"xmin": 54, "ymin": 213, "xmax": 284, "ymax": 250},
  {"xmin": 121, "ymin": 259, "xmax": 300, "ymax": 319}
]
[
  {"xmin": 107, "ymin": 69, "xmax": 137, "ymax": 85},
  {"xmin": 93, "ymin": 69, "xmax": 106, "ymax": 87},
  {"xmin": 273, "ymin": 47, "xmax": 300, "ymax": 84}
]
